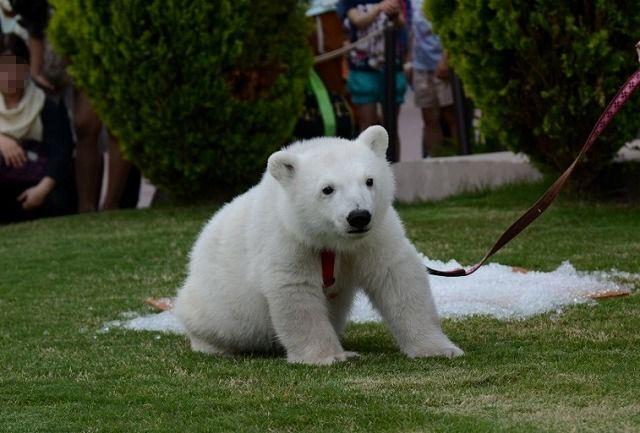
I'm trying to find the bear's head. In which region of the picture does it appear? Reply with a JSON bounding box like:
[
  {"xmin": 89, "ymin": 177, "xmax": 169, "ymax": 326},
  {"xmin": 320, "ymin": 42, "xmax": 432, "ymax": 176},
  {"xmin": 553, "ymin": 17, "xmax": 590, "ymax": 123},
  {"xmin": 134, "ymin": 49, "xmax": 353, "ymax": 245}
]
[{"xmin": 267, "ymin": 126, "xmax": 394, "ymax": 250}]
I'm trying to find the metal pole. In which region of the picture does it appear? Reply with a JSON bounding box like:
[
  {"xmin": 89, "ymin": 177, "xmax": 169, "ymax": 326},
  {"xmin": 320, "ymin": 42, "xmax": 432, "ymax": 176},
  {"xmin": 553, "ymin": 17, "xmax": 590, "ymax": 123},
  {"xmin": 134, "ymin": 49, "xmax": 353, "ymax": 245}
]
[
  {"xmin": 451, "ymin": 71, "xmax": 471, "ymax": 155},
  {"xmin": 383, "ymin": 21, "xmax": 398, "ymax": 162}
]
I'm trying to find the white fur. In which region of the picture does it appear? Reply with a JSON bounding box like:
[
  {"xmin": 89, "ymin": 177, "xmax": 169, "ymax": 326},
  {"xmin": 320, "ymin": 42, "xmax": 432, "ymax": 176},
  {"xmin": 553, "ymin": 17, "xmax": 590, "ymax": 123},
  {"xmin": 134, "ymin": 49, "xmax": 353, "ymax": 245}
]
[{"xmin": 174, "ymin": 126, "xmax": 463, "ymax": 365}]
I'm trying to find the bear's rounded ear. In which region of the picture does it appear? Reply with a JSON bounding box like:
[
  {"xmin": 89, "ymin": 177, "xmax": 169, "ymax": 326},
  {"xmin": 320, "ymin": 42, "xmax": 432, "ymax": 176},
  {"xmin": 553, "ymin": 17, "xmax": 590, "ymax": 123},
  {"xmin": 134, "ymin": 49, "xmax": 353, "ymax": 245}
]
[
  {"xmin": 268, "ymin": 150, "xmax": 298, "ymax": 185},
  {"xmin": 357, "ymin": 125, "xmax": 388, "ymax": 159}
]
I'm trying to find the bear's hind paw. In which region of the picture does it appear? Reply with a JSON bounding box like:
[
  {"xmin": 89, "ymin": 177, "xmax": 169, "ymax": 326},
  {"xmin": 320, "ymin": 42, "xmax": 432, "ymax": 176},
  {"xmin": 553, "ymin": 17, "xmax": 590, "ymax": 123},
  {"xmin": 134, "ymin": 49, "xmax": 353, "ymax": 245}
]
[{"xmin": 408, "ymin": 345, "xmax": 464, "ymax": 359}]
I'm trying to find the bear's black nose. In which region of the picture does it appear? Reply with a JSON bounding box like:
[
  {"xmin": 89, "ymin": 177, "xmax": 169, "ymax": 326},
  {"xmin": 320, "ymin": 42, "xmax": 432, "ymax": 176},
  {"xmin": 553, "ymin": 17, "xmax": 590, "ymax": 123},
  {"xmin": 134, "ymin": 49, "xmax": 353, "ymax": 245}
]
[{"xmin": 347, "ymin": 209, "xmax": 371, "ymax": 229}]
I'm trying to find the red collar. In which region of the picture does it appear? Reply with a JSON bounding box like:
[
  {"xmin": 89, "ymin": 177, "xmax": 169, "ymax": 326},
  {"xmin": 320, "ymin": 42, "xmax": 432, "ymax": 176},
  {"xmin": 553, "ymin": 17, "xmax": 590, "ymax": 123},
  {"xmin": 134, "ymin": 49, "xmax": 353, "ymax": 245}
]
[{"xmin": 321, "ymin": 250, "xmax": 336, "ymax": 298}]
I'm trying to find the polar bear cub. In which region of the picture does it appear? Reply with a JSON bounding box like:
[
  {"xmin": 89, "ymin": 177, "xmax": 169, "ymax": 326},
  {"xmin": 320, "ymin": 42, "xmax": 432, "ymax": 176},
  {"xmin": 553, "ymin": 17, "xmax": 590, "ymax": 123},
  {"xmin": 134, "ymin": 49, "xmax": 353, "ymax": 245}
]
[{"xmin": 173, "ymin": 126, "xmax": 463, "ymax": 365}]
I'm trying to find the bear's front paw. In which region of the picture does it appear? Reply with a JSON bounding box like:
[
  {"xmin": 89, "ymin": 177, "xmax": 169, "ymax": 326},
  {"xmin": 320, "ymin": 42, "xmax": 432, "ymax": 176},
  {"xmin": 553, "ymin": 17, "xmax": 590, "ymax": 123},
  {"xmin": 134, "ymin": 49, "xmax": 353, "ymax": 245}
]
[
  {"xmin": 287, "ymin": 350, "xmax": 360, "ymax": 366},
  {"xmin": 408, "ymin": 344, "xmax": 464, "ymax": 359}
]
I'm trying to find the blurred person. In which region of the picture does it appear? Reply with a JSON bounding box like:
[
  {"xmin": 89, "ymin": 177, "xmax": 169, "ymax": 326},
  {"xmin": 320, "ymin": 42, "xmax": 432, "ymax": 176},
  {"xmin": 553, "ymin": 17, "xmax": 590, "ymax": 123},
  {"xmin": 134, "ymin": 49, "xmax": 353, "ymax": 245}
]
[
  {"xmin": 3, "ymin": 0, "xmax": 137, "ymax": 212},
  {"xmin": 0, "ymin": 33, "xmax": 75, "ymax": 223},
  {"xmin": 342, "ymin": 0, "xmax": 408, "ymax": 146},
  {"xmin": 405, "ymin": 0, "xmax": 457, "ymax": 157},
  {"xmin": 73, "ymin": 92, "xmax": 135, "ymax": 212}
]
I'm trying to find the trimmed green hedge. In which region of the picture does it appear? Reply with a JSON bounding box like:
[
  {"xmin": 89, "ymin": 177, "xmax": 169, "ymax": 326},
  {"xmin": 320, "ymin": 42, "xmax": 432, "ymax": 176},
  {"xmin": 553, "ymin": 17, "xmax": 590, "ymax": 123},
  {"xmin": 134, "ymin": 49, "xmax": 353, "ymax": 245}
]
[
  {"xmin": 426, "ymin": 0, "xmax": 640, "ymax": 188},
  {"xmin": 49, "ymin": 0, "xmax": 311, "ymax": 200}
]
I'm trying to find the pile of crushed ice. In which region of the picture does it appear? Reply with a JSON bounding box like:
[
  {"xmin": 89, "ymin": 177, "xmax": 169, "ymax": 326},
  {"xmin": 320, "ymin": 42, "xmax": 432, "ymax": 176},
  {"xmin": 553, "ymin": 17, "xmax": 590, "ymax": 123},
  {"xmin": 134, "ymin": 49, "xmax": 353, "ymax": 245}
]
[{"xmin": 100, "ymin": 257, "xmax": 637, "ymax": 334}]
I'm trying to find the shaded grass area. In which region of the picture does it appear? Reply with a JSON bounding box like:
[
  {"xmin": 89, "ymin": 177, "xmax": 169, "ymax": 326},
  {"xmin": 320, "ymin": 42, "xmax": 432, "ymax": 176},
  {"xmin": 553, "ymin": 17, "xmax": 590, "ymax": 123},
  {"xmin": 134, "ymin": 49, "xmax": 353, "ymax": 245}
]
[{"xmin": 1, "ymin": 182, "xmax": 639, "ymax": 432}]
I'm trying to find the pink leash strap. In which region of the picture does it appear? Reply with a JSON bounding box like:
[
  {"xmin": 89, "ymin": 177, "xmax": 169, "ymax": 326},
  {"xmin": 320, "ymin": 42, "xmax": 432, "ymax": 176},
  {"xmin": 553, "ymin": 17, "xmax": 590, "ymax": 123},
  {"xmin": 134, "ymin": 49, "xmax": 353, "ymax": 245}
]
[{"xmin": 427, "ymin": 48, "xmax": 640, "ymax": 278}]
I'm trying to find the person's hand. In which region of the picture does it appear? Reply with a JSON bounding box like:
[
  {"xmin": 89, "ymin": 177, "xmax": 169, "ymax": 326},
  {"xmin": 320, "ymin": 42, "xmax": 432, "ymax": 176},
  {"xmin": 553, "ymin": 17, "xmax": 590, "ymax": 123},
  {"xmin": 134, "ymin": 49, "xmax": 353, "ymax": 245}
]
[
  {"xmin": 32, "ymin": 73, "xmax": 56, "ymax": 93},
  {"xmin": 17, "ymin": 177, "xmax": 55, "ymax": 210},
  {"xmin": 403, "ymin": 62, "xmax": 413, "ymax": 86},
  {"xmin": 380, "ymin": 0, "xmax": 401, "ymax": 16},
  {"xmin": 0, "ymin": 134, "xmax": 27, "ymax": 167},
  {"xmin": 435, "ymin": 57, "xmax": 450, "ymax": 80}
]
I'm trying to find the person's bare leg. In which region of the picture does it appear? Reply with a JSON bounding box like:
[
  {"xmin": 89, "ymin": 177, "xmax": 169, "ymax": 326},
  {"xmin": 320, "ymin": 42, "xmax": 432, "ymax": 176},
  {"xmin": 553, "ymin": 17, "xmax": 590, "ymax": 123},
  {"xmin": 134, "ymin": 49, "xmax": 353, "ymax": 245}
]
[
  {"xmin": 355, "ymin": 103, "xmax": 380, "ymax": 130},
  {"xmin": 74, "ymin": 92, "xmax": 102, "ymax": 213},
  {"xmin": 441, "ymin": 105, "xmax": 459, "ymax": 151},
  {"xmin": 101, "ymin": 132, "xmax": 131, "ymax": 211},
  {"xmin": 421, "ymin": 107, "xmax": 443, "ymax": 157},
  {"xmin": 356, "ymin": 103, "xmax": 401, "ymax": 160}
]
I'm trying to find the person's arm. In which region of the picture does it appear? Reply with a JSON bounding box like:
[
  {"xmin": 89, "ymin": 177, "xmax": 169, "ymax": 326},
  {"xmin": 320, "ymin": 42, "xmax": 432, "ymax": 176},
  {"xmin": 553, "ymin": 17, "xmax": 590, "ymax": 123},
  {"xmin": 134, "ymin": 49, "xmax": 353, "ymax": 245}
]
[
  {"xmin": 404, "ymin": 25, "xmax": 414, "ymax": 83},
  {"xmin": 0, "ymin": 133, "xmax": 27, "ymax": 167},
  {"xmin": 348, "ymin": 0, "xmax": 405, "ymax": 30},
  {"xmin": 392, "ymin": 10, "xmax": 405, "ymax": 28},
  {"xmin": 28, "ymin": 37, "xmax": 55, "ymax": 91},
  {"xmin": 347, "ymin": 4, "xmax": 384, "ymax": 30},
  {"xmin": 40, "ymin": 98, "xmax": 74, "ymax": 186},
  {"xmin": 435, "ymin": 50, "xmax": 450, "ymax": 80},
  {"xmin": 17, "ymin": 175, "xmax": 55, "ymax": 210},
  {"xmin": 17, "ymin": 99, "xmax": 73, "ymax": 210},
  {"xmin": 386, "ymin": 0, "xmax": 405, "ymax": 28}
]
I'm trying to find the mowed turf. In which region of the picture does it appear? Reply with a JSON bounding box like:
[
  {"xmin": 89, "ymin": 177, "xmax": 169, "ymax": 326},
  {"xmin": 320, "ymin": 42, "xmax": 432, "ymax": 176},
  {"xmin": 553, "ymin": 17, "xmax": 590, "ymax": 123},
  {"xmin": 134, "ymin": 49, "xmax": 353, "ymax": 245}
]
[{"xmin": 1, "ymin": 181, "xmax": 639, "ymax": 433}]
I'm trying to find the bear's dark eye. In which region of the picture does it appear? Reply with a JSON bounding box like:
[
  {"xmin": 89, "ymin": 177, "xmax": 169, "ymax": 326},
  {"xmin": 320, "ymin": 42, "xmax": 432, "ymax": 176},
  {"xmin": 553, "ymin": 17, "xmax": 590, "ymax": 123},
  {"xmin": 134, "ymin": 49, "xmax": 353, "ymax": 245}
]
[
  {"xmin": 322, "ymin": 186, "xmax": 334, "ymax": 195},
  {"xmin": 366, "ymin": 178, "xmax": 374, "ymax": 187}
]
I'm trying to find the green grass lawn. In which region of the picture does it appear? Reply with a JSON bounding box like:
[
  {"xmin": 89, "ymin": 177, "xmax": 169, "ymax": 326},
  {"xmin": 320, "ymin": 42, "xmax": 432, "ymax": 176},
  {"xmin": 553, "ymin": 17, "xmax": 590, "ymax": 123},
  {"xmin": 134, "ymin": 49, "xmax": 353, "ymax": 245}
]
[{"xmin": 1, "ymin": 182, "xmax": 639, "ymax": 433}]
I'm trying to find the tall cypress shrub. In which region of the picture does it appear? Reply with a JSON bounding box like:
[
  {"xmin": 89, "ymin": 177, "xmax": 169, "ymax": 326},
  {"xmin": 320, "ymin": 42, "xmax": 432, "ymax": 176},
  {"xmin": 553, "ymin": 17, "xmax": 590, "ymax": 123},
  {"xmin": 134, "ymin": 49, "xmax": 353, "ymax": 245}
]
[
  {"xmin": 426, "ymin": 0, "xmax": 640, "ymax": 188},
  {"xmin": 48, "ymin": 0, "xmax": 311, "ymax": 200}
]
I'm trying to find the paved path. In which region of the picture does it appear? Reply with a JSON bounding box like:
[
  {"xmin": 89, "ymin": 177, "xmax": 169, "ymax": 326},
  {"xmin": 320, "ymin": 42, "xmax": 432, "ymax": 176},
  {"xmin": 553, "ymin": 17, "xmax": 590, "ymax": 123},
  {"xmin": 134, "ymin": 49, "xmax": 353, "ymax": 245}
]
[{"xmin": 398, "ymin": 89, "xmax": 425, "ymax": 161}]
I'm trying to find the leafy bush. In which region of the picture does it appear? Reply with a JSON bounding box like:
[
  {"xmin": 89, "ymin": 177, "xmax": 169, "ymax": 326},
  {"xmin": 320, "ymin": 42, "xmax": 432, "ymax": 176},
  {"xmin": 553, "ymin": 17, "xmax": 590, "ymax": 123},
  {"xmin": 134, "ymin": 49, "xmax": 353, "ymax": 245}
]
[
  {"xmin": 426, "ymin": 0, "xmax": 640, "ymax": 188},
  {"xmin": 48, "ymin": 0, "xmax": 311, "ymax": 200}
]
